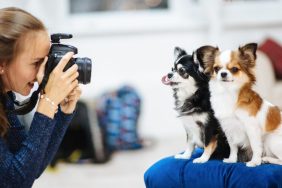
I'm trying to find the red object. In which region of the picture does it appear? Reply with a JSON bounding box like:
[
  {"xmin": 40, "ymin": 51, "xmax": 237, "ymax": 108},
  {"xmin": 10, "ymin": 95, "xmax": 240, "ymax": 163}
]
[{"xmin": 259, "ymin": 38, "xmax": 282, "ymax": 80}]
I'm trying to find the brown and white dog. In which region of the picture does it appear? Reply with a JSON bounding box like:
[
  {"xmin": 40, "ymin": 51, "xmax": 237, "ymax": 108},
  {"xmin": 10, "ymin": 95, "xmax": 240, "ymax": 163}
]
[{"xmin": 199, "ymin": 43, "xmax": 282, "ymax": 167}]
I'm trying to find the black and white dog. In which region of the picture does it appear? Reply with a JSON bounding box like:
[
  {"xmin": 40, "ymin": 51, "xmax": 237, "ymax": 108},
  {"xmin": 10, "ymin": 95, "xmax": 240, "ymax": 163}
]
[{"xmin": 162, "ymin": 47, "xmax": 230, "ymax": 163}]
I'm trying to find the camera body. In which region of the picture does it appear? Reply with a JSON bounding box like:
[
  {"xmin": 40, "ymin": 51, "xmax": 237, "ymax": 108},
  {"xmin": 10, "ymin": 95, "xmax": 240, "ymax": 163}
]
[{"xmin": 47, "ymin": 33, "xmax": 92, "ymax": 84}]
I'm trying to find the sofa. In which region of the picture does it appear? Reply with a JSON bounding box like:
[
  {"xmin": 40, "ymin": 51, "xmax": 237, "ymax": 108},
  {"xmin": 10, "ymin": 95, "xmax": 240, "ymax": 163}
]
[
  {"xmin": 144, "ymin": 149, "xmax": 282, "ymax": 188},
  {"xmin": 254, "ymin": 50, "xmax": 282, "ymax": 109}
]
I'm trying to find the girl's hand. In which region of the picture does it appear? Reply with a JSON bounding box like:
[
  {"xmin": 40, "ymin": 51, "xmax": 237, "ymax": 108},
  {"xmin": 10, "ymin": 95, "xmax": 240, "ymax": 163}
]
[
  {"xmin": 43, "ymin": 52, "xmax": 79, "ymax": 105},
  {"xmin": 60, "ymin": 85, "xmax": 82, "ymax": 114},
  {"xmin": 36, "ymin": 52, "xmax": 79, "ymax": 118}
]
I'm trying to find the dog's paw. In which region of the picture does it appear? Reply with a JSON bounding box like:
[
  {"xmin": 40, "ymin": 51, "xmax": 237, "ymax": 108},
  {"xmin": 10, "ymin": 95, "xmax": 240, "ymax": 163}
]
[
  {"xmin": 246, "ymin": 158, "xmax": 261, "ymax": 167},
  {"xmin": 174, "ymin": 153, "xmax": 191, "ymax": 159},
  {"xmin": 223, "ymin": 158, "xmax": 237, "ymax": 163},
  {"xmin": 193, "ymin": 157, "xmax": 208, "ymax": 163}
]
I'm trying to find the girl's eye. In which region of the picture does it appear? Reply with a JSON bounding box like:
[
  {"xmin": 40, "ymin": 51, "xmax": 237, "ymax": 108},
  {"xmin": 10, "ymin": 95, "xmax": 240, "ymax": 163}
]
[
  {"xmin": 33, "ymin": 62, "xmax": 40, "ymax": 67},
  {"xmin": 231, "ymin": 67, "xmax": 239, "ymax": 73},
  {"xmin": 33, "ymin": 60, "xmax": 43, "ymax": 67},
  {"xmin": 214, "ymin": 66, "xmax": 220, "ymax": 73}
]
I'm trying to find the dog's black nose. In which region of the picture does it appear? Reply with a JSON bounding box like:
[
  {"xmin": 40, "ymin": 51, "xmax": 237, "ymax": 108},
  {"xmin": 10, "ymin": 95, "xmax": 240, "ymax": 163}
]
[
  {"xmin": 221, "ymin": 72, "xmax": 227, "ymax": 78},
  {"xmin": 168, "ymin": 73, "xmax": 173, "ymax": 79}
]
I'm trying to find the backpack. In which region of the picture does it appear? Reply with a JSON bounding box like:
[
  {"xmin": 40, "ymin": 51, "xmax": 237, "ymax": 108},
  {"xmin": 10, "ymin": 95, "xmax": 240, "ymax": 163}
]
[{"xmin": 96, "ymin": 85, "xmax": 142, "ymax": 151}]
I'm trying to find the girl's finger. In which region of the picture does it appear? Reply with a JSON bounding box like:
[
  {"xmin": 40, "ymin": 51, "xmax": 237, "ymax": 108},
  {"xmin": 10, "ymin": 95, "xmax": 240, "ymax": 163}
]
[
  {"xmin": 67, "ymin": 71, "xmax": 79, "ymax": 83},
  {"xmin": 62, "ymin": 64, "xmax": 78, "ymax": 79},
  {"xmin": 67, "ymin": 79, "xmax": 79, "ymax": 94},
  {"xmin": 54, "ymin": 52, "xmax": 74, "ymax": 72}
]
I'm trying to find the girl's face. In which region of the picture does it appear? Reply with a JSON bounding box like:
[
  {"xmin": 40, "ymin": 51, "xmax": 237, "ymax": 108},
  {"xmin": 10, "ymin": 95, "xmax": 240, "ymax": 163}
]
[{"xmin": 2, "ymin": 30, "xmax": 50, "ymax": 96}]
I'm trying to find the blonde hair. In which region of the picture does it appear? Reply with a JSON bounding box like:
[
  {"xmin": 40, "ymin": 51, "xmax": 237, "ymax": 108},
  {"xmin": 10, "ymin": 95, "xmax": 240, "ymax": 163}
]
[{"xmin": 0, "ymin": 7, "xmax": 46, "ymax": 137}]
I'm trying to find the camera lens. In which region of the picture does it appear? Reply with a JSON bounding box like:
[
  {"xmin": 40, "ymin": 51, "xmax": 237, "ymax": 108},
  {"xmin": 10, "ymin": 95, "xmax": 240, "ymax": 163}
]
[{"xmin": 74, "ymin": 57, "xmax": 92, "ymax": 84}]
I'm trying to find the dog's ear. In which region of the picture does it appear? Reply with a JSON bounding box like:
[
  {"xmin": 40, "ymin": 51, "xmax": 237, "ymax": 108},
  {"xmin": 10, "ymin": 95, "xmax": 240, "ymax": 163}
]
[
  {"xmin": 238, "ymin": 43, "xmax": 257, "ymax": 68},
  {"xmin": 192, "ymin": 52, "xmax": 204, "ymax": 72},
  {"xmin": 195, "ymin": 45, "xmax": 219, "ymax": 76},
  {"xmin": 174, "ymin": 47, "xmax": 187, "ymax": 60}
]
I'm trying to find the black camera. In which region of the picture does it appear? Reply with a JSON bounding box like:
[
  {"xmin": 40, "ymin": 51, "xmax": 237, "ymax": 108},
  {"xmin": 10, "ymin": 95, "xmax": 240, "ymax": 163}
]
[{"xmin": 46, "ymin": 33, "xmax": 92, "ymax": 84}]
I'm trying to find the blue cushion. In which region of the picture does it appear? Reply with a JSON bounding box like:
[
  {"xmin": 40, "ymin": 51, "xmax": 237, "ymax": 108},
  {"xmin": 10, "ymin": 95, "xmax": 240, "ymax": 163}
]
[{"xmin": 144, "ymin": 149, "xmax": 282, "ymax": 188}]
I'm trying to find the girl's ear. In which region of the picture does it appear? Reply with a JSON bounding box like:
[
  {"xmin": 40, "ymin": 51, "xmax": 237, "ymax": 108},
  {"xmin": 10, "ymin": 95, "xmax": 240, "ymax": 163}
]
[
  {"xmin": 0, "ymin": 62, "xmax": 7, "ymax": 74},
  {"xmin": 174, "ymin": 46, "xmax": 187, "ymax": 61},
  {"xmin": 195, "ymin": 45, "xmax": 219, "ymax": 75}
]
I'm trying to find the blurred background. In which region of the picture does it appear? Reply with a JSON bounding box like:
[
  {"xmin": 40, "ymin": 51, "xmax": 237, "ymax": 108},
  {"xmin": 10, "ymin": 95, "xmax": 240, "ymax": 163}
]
[{"xmin": 1, "ymin": 0, "xmax": 282, "ymax": 187}]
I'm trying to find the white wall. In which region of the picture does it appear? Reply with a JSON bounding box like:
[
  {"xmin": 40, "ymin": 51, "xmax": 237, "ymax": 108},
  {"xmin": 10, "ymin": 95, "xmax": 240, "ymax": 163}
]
[
  {"xmin": 1, "ymin": 0, "xmax": 282, "ymax": 139},
  {"xmin": 68, "ymin": 27, "xmax": 282, "ymax": 139},
  {"xmin": 72, "ymin": 31, "xmax": 208, "ymax": 139}
]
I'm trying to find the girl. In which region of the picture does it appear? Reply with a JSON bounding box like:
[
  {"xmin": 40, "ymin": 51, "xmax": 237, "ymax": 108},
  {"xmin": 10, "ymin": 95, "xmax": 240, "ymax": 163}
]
[{"xmin": 0, "ymin": 7, "xmax": 81, "ymax": 187}]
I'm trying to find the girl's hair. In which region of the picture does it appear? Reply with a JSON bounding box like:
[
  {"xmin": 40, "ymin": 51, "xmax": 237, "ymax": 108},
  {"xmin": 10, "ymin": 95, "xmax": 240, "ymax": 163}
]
[{"xmin": 0, "ymin": 7, "xmax": 46, "ymax": 137}]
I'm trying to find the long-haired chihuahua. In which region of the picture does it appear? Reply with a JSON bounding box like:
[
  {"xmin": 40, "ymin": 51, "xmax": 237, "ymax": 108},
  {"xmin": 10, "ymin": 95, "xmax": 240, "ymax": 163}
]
[
  {"xmin": 201, "ymin": 43, "xmax": 282, "ymax": 167},
  {"xmin": 162, "ymin": 46, "xmax": 230, "ymax": 163}
]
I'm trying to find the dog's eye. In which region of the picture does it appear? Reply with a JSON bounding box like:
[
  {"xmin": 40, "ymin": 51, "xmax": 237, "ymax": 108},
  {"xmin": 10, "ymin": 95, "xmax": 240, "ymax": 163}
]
[
  {"xmin": 171, "ymin": 68, "xmax": 174, "ymax": 72},
  {"xmin": 231, "ymin": 67, "xmax": 239, "ymax": 73},
  {"xmin": 214, "ymin": 66, "xmax": 220, "ymax": 73},
  {"xmin": 178, "ymin": 67, "xmax": 186, "ymax": 75}
]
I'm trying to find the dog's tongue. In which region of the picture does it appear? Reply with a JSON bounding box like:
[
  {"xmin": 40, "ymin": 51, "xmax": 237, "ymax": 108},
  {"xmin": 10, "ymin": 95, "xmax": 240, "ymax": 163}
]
[{"xmin": 162, "ymin": 75, "xmax": 171, "ymax": 85}]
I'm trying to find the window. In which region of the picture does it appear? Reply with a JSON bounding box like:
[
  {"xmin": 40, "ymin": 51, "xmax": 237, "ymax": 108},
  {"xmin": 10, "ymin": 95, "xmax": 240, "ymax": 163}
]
[
  {"xmin": 48, "ymin": 0, "xmax": 204, "ymax": 36},
  {"xmin": 70, "ymin": 0, "xmax": 169, "ymax": 14}
]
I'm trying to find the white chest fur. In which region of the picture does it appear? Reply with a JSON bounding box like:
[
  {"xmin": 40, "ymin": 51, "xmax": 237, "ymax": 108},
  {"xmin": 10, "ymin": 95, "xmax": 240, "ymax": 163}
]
[
  {"xmin": 175, "ymin": 85, "xmax": 197, "ymax": 109},
  {"xmin": 209, "ymin": 80, "xmax": 237, "ymax": 118},
  {"xmin": 209, "ymin": 80, "xmax": 248, "ymax": 147}
]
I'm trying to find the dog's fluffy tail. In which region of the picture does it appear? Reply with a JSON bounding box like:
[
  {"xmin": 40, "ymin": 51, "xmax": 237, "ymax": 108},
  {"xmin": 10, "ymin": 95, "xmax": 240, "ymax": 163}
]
[{"xmin": 262, "ymin": 156, "xmax": 282, "ymax": 165}]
